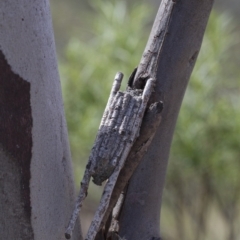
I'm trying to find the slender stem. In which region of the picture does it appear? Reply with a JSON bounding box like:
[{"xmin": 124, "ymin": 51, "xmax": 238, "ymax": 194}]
[{"xmin": 65, "ymin": 171, "xmax": 91, "ymax": 239}]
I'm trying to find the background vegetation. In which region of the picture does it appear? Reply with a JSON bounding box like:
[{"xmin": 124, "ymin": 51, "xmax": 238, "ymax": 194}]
[{"xmin": 50, "ymin": 0, "xmax": 240, "ymax": 239}]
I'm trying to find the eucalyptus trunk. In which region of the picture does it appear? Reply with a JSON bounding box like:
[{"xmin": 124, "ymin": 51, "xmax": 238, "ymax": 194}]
[{"xmin": 0, "ymin": 1, "xmax": 82, "ymax": 239}]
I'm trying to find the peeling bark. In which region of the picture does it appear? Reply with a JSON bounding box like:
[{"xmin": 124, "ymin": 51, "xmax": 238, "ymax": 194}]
[
  {"xmin": 0, "ymin": 49, "xmax": 33, "ymax": 218},
  {"xmin": 0, "ymin": 49, "xmax": 34, "ymax": 239}
]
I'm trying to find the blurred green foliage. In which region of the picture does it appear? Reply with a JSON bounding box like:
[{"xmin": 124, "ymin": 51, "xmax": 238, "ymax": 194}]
[{"xmin": 60, "ymin": 1, "xmax": 240, "ymax": 239}]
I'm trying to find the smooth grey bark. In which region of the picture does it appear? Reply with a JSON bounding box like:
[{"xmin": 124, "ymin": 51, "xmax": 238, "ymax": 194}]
[
  {"xmin": 118, "ymin": 0, "xmax": 214, "ymax": 239},
  {"xmin": 0, "ymin": 1, "xmax": 82, "ymax": 239}
]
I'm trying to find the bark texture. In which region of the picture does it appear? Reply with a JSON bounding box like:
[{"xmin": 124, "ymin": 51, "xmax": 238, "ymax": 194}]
[
  {"xmin": 118, "ymin": 0, "xmax": 214, "ymax": 239},
  {"xmin": 0, "ymin": 1, "xmax": 82, "ymax": 239}
]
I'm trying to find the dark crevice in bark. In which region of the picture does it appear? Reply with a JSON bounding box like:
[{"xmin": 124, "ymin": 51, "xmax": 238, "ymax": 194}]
[{"xmin": 0, "ymin": 49, "xmax": 33, "ymax": 225}]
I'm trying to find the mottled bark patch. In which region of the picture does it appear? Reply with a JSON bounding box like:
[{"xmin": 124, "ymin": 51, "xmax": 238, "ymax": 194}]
[{"xmin": 0, "ymin": 49, "xmax": 33, "ymax": 219}]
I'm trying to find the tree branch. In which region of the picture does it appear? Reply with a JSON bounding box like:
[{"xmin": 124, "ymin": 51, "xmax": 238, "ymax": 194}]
[{"xmin": 118, "ymin": 0, "xmax": 214, "ymax": 239}]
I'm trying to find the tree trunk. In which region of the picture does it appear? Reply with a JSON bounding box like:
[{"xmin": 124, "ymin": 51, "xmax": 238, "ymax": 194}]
[
  {"xmin": 0, "ymin": 1, "xmax": 82, "ymax": 239},
  {"xmin": 118, "ymin": 0, "xmax": 214, "ymax": 239}
]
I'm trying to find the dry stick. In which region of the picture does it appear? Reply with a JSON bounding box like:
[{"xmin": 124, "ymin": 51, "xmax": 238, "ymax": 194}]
[
  {"xmin": 65, "ymin": 171, "xmax": 91, "ymax": 239},
  {"xmin": 95, "ymin": 0, "xmax": 175, "ymax": 237}
]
